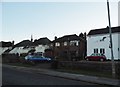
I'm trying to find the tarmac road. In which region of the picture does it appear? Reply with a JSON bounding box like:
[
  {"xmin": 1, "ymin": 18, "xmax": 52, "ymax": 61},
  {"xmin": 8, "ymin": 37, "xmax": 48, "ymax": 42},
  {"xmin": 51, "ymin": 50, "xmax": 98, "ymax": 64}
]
[{"xmin": 2, "ymin": 65, "xmax": 109, "ymax": 86}]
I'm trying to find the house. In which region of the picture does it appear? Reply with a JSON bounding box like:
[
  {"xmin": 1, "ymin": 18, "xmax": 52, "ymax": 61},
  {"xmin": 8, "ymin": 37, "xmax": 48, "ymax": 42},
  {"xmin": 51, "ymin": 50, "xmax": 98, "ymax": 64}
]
[
  {"xmin": 34, "ymin": 37, "xmax": 51, "ymax": 45},
  {"xmin": 87, "ymin": 26, "xmax": 120, "ymax": 60},
  {"xmin": 9, "ymin": 37, "xmax": 51, "ymax": 57},
  {"xmin": 0, "ymin": 41, "xmax": 14, "ymax": 55},
  {"xmin": 33, "ymin": 37, "xmax": 51, "ymax": 56},
  {"xmin": 9, "ymin": 40, "xmax": 35, "ymax": 56},
  {"xmin": 51, "ymin": 34, "xmax": 86, "ymax": 61}
]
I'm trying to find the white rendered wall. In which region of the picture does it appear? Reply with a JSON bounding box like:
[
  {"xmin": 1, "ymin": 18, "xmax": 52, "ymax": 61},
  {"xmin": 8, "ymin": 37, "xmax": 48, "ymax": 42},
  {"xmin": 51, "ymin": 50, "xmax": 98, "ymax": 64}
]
[
  {"xmin": 10, "ymin": 45, "xmax": 50, "ymax": 55},
  {"xmin": 0, "ymin": 47, "xmax": 12, "ymax": 55},
  {"xmin": 118, "ymin": 33, "xmax": 120, "ymax": 60},
  {"xmin": 87, "ymin": 33, "xmax": 119, "ymax": 60},
  {"xmin": 35, "ymin": 45, "xmax": 49, "ymax": 53},
  {"xmin": 10, "ymin": 47, "xmax": 31, "ymax": 54}
]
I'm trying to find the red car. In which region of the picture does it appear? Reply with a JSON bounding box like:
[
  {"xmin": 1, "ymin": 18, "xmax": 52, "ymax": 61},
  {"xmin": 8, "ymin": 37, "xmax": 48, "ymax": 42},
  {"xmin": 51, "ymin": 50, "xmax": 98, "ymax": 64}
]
[{"xmin": 85, "ymin": 53, "xmax": 106, "ymax": 61}]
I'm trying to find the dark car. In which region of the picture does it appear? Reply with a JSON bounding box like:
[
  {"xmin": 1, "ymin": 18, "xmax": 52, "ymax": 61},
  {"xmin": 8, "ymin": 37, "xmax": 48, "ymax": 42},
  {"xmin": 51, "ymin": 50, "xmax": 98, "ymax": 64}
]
[{"xmin": 85, "ymin": 53, "xmax": 106, "ymax": 61}]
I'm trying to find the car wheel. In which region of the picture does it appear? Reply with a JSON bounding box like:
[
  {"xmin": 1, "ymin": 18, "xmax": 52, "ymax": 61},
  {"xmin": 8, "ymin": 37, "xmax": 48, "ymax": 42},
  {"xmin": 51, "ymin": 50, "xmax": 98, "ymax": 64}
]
[{"xmin": 100, "ymin": 59, "xmax": 104, "ymax": 62}]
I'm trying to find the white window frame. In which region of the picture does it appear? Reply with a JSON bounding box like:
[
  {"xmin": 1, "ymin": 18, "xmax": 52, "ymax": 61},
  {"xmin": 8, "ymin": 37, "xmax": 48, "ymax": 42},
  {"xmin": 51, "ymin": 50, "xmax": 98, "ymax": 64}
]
[
  {"xmin": 55, "ymin": 42, "xmax": 60, "ymax": 47},
  {"xmin": 70, "ymin": 40, "xmax": 79, "ymax": 46},
  {"xmin": 64, "ymin": 42, "xmax": 67, "ymax": 46}
]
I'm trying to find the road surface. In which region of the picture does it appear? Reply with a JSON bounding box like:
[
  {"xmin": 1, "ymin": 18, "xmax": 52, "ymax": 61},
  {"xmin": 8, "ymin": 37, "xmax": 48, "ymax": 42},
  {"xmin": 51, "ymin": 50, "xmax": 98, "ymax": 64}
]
[{"xmin": 2, "ymin": 65, "xmax": 109, "ymax": 86}]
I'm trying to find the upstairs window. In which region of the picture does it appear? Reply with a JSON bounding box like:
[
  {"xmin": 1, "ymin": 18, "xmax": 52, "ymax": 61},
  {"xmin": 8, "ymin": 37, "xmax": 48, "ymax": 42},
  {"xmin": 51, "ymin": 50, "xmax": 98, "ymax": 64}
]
[
  {"xmin": 50, "ymin": 43, "xmax": 53, "ymax": 47},
  {"xmin": 70, "ymin": 40, "xmax": 79, "ymax": 46},
  {"xmin": 55, "ymin": 42, "xmax": 60, "ymax": 47},
  {"xmin": 64, "ymin": 42, "xmax": 67, "ymax": 46}
]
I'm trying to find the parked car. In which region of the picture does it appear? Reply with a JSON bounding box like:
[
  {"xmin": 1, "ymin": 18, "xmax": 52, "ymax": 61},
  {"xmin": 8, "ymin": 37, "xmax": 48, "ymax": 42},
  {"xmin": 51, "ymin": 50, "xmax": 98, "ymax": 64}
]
[
  {"xmin": 25, "ymin": 54, "xmax": 52, "ymax": 64},
  {"xmin": 85, "ymin": 53, "xmax": 106, "ymax": 61}
]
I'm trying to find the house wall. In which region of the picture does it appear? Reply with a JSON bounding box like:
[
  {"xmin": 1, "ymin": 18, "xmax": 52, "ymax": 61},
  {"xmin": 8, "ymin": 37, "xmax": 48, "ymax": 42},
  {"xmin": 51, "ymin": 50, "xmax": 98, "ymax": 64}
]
[
  {"xmin": 0, "ymin": 47, "xmax": 12, "ymax": 55},
  {"xmin": 87, "ymin": 33, "xmax": 119, "ymax": 60},
  {"xmin": 118, "ymin": 33, "xmax": 120, "ymax": 60},
  {"xmin": 9, "ymin": 47, "xmax": 19, "ymax": 54},
  {"xmin": 53, "ymin": 40, "xmax": 85, "ymax": 61},
  {"xmin": 10, "ymin": 47, "xmax": 31, "ymax": 54},
  {"xmin": 35, "ymin": 45, "xmax": 49, "ymax": 53},
  {"xmin": 10, "ymin": 45, "xmax": 50, "ymax": 55},
  {"xmin": 112, "ymin": 33, "xmax": 119, "ymax": 60}
]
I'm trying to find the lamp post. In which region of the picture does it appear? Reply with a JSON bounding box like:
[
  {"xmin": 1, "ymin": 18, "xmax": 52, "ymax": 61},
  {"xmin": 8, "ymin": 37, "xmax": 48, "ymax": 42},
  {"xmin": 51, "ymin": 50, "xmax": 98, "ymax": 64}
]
[{"xmin": 107, "ymin": 0, "xmax": 115, "ymax": 78}]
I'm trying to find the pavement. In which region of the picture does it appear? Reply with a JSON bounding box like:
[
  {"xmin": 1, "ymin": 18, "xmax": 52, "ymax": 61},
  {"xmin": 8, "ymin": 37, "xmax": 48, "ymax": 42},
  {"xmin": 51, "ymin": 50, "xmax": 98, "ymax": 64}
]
[{"xmin": 3, "ymin": 64, "xmax": 120, "ymax": 86}]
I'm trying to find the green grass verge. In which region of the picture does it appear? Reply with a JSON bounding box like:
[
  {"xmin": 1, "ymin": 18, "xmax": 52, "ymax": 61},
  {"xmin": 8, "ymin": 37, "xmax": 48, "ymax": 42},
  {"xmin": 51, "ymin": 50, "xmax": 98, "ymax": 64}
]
[{"xmin": 56, "ymin": 68, "xmax": 120, "ymax": 79}]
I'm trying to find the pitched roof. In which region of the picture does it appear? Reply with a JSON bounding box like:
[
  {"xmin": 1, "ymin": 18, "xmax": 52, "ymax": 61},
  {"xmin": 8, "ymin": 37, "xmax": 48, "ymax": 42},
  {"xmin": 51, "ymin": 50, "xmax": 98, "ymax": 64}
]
[
  {"xmin": 34, "ymin": 37, "xmax": 51, "ymax": 45},
  {"xmin": 3, "ymin": 49, "xmax": 12, "ymax": 53},
  {"xmin": 0, "ymin": 41, "xmax": 13, "ymax": 47},
  {"xmin": 53, "ymin": 34, "xmax": 82, "ymax": 42},
  {"xmin": 88, "ymin": 26, "xmax": 120, "ymax": 36},
  {"xmin": 15, "ymin": 40, "xmax": 34, "ymax": 47}
]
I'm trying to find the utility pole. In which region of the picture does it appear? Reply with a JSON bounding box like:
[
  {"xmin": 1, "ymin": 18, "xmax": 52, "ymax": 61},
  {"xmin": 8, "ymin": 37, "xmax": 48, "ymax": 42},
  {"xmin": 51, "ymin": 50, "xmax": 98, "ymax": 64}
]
[{"xmin": 107, "ymin": 0, "xmax": 115, "ymax": 78}]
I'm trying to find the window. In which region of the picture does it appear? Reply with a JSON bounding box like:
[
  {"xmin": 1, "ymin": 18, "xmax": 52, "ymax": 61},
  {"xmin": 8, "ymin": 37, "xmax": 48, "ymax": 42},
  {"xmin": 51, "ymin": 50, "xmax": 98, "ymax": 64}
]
[
  {"xmin": 70, "ymin": 40, "xmax": 79, "ymax": 46},
  {"xmin": 55, "ymin": 42, "xmax": 60, "ymax": 47},
  {"xmin": 94, "ymin": 49, "xmax": 98, "ymax": 53},
  {"xmin": 50, "ymin": 43, "xmax": 53, "ymax": 47},
  {"xmin": 100, "ymin": 48, "xmax": 105, "ymax": 54},
  {"xmin": 64, "ymin": 42, "xmax": 67, "ymax": 46}
]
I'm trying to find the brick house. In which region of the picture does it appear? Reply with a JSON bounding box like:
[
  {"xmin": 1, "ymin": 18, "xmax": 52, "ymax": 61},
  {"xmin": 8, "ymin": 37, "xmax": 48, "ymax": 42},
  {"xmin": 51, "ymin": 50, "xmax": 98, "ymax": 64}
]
[{"xmin": 51, "ymin": 34, "xmax": 86, "ymax": 61}]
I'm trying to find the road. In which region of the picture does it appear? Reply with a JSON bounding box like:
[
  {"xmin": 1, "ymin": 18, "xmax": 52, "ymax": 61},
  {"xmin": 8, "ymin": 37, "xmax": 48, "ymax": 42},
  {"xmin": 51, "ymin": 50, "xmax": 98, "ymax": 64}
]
[{"xmin": 2, "ymin": 65, "xmax": 109, "ymax": 86}]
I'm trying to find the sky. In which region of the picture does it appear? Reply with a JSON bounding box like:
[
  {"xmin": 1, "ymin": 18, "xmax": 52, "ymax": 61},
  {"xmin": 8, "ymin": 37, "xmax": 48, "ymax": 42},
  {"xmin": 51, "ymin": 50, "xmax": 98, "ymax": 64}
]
[{"xmin": 1, "ymin": 0, "xmax": 119, "ymax": 44}]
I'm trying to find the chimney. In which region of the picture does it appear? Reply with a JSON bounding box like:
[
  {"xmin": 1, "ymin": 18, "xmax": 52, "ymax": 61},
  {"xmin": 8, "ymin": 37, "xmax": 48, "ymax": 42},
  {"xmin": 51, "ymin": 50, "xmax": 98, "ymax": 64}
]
[
  {"xmin": 12, "ymin": 41, "xmax": 14, "ymax": 45},
  {"xmin": 84, "ymin": 32, "xmax": 86, "ymax": 40},
  {"xmin": 55, "ymin": 36, "xmax": 57, "ymax": 40},
  {"xmin": 12, "ymin": 40, "xmax": 14, "ymax": 47},
  {"xmin": 31, "ymin": 35, "xmax": 33, "ymax": 42}
]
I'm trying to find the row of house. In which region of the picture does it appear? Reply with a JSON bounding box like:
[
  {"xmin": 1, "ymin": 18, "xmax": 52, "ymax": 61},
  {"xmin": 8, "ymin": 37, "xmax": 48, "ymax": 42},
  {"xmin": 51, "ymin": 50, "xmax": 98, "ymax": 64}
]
[
  {"xmin": 0, "ymin": 38, "xmax": 51, "ymax": 56},
  {"xmin": 0, "ymin": 26, "xmax": 120, "ymax": 60},
  {"xmin": 0, "ymin": 34, "xmax": 86, "ymax": 61}
]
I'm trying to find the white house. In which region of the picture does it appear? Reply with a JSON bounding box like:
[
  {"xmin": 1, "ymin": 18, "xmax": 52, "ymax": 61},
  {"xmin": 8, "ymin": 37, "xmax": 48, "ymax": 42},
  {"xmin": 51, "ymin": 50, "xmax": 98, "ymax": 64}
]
[
  {"xmin": 9, "ymin": 47, "xmax": 32, "ymax": 55},
  {"xmin": 87, "ymin": 26, "xmax": 120, "ymax": 60},
  {"xmin": 35, "ymin": 45, "xmax": 49, "ymax": 53},
  {"xmin": 9, "ymin": 40, "xmax": 34, "ymax": 55},
  {"xmin": 9, "ymin": 38, "xmax": 51, "ymax": 56},
  {"xmin": 0, "ymin": 47, "xmax": 12, "ymax": 55},
  {"xmin": 0, "ymin": 41, "xmax": 13, "ymax": 55}
]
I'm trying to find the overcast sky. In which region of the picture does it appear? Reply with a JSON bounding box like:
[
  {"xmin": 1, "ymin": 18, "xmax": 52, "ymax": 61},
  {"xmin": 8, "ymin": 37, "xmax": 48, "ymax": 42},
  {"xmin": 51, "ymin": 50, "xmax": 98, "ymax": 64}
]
[{"xmin": 1, "ymin": 0, "xmax": 119, "ymax": 44}]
